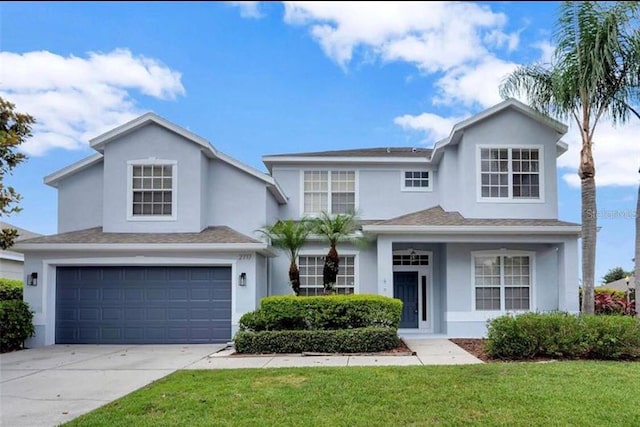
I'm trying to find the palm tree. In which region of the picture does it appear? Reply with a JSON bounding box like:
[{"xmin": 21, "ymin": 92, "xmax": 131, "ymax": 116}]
[
  {"xmin": 257, "ymin": 219, "xmax": 312, "ymax": 296},
  {"xmin": 635, "ymin": 167, "xmax": 639, "ymax": 319},
  {"xmin": 500, "ymin": 1, "xmax": 640, "ymax": 314},
  {"xmin": 312, "ymin": 212, "xmax": 362, "ymax": 293}
]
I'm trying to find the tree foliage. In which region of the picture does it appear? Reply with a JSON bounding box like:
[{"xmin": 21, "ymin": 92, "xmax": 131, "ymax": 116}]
[
  {"xmin": 257, "ymin": 219, "xmax": 312, "ymax": 295},
  {"xmin": 0, "ymin": 97, "xmax": 35, "ymax": 250},
  {"xmin": 500, "ymin": 1, "xmax": 640, "ymax": 314},
  {"xmin": 312, "ymin": 212, "xmax": 365, "ymax": 293},
  {"xmin": 601, "ymin": 266, "xmax": 632, "ymax": 284}
]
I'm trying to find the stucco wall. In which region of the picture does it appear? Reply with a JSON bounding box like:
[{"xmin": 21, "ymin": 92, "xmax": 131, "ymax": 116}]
[
  {"xmin": 0, "ymin": 258, "xmax": 23, "ymax": 281},
  {"xmin": 207, "ymin": 159, "xmax": 267, "ymax": 238},
  {"xmin": 448, "ymin": 108, "xmax": 560, "ymax": 219},
  {"xmin": 57, "ymin": 162, "xmax": 104, "ymax": 233},
  {"xmin": 102, "ymin": 124, "xmax": 204, "ymax": 233}
]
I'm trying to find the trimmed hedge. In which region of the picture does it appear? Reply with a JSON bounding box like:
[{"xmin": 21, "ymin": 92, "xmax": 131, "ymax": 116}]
[
  {"xmin": 234, "ymin": 327, "xmax": 400, "ymax": 354},
  {"xmin": 0, "ymin": 300, "xmax": 35, "ymax": 352},
  {"xmin": 240, "ymin": 294, "xmax": 402, "ymax": 332},
  {"xmin": 485, "ymin": 312, "xmax": 640, "ymax": 360},
  {"xmin": 0, "ymin": 278, "xmax": 23, "ymax": 301}
]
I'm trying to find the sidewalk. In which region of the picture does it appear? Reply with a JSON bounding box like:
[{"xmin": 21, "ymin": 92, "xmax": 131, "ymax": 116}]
[{"xmin": 185, "ymin": 339, "xmax": 482, "ymax": 370}]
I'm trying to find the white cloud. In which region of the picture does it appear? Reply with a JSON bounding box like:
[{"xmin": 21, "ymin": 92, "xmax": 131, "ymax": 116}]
[
  {"xmin": 559, "ymin": 118, "xmax": 640, "ymax": 188},
  {"xmin": 394, "ymin": 112, "xmax": 465, "ymax": 144},
  {"xmin": 0, "ymin": 49, "xmax": 185, "ymax": 155},
  {"xmin": 532, "ymin": 40, "xmax": 554, "ymax": 64},
  {"xmin": 229, "ymin": 1, "xmax": 263, "ymax": 18},
  {"xmin": 433, "ymin": 56, "xmax": 518, "ymax": 108},
  {"xmin": 280, "ymin": 1, "xmax": 516, "ymax": 72}
]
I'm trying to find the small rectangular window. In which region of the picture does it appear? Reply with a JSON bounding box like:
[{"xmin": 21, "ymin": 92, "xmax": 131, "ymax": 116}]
[{"xmin": 403, "ymin": 171, "xmax": 430, "ymax": 191}]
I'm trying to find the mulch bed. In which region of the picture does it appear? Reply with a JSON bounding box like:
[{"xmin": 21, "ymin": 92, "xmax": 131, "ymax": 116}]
[{"xmin": 450, "ymin": 338, "xmax": 491, "ymax": 362}]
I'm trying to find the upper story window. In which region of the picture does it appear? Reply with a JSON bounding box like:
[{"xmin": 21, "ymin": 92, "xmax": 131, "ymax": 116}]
[
  {"xmin": 303, "ymin": 170, "xmax": 356, "ymax": 215},
  {"xmin": 473, "ymin": 252, "xmax": 533, "ymax": 311},
  {"xmin": 402, "ymin": 171, "xmax": 431, "ymax": 192},
  {"xmin": 127, "ymin": 160, "xmax": 177, "ymax": 221},
  {"xmin": 478, "ymin": 147, "xmax": 542, "ymax": 201}
]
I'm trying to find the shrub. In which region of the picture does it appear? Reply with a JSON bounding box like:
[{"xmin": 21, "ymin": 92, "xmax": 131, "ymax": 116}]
[
  {"xmin": 485, "ymin": 312, "xmax": 640, "ymax": 360},
  {"xmin": 234, "ymin": 327, "xmax": 400, "ymax": 354},
  {"xmin": 0, "ymin": 278, "xmax": 23, "ymax": 301},
  {"xmin": 241, "ymin": 294, "xmax": 402, "ymax": 331},
  {"xmin": 581, "ymin": 315, "xmax": 640, "ymax": 359},
  {"xmin": 0, "ymin": 300, "xmax": 35, "ymax": 352},
  {"xmin": 594, "ymin": 289, "xmax": 636, "ymax": 316}
]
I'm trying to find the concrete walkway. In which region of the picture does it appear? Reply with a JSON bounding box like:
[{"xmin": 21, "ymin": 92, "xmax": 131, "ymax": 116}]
[
  {"xmin": 186, "ymin": 339, "xmax": 482, "ymax": 370},
  {"xmin": 0, "ymin": 344, "xmax": 225, "ymax": 427}
]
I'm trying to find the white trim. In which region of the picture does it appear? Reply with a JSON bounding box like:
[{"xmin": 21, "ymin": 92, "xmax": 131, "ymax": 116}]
[
  {"xmin": 297, "ymin": 249, "xmax": 359, "ymax": 294},
  {"xmin": 400, "ymin": 170, "xmax": 433, "ymax": 192},
  {"xmin": 470, "ymin": 249, "xmax": 536, "ymax": 312},
  {"xmin": 475, "ymin": 144, "xmax": 545, "ymax": 203},
  {"xmin": 299, "ymin": 169, "xmax": 358, "ymax": 216},
  {"xmin": 44, "ymin": 153, "xmax": 103, "ymax": 187},
  {"xmin": 362, "ymin": 225, "xmax": 581, "ymax": 235},
  {"xmin": 0, "ymin": 251, "xmax": 24, "ymax": 262},
  {"xmin": 126, "ymin": 159, "xmax": 178, "ymax": 221},
  {"xmin": 37, "ymin": 257, "xmax": 239, "ymax": 346},
  {"xmin": 15, "ymin": 242, "xmax": 276, "ymax": 256},
  {"xmin": 392, "ymin": 250, "xmax": 433, "ymax": 332}
]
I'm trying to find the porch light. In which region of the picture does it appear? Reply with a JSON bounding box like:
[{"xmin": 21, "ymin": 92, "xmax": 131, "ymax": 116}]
[
  {"xmin": 239, "ymin": 272, "xmax": 247, "ymax": 286},
  {"xmin": 409, "ymin": 250, "xmax": 417, "ymax": 263},
  {"xmin": 28, "ymin": 272, "xmax": 38, "ymax": 286}
]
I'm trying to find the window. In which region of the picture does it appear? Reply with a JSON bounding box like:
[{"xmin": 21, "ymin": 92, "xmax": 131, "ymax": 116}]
[
  {"xmin": 298, "ymin": 255, "xmax": 355, "ymax": 296},
  {"xmin": 474, "ymin": 254, "xmax": 532, "ymax": 311},
  {"xmin": 402, "ymin": 171, "xmax": 431, "ymax": 191},
  {"xmin": 303, "ymin": 170, "xmax": 355, "ymax": 214},
  {"xmin": 128, "ymin": 161, "xmax": 176, "ymax": 219},
  {"xmin": 479, "ymin": 147, "xmax": 541, "ymax": 200}
]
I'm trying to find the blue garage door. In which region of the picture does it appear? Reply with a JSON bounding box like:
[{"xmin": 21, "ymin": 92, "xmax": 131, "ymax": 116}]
[{"xmin": 56, "ymin": 266, "xmax": 232, "ymax": 344}]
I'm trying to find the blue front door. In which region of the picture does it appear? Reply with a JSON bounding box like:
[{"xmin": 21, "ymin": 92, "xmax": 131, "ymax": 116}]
[{"xmin": 393, "ymin": 272, "xmax": 418, "ymax": 328}]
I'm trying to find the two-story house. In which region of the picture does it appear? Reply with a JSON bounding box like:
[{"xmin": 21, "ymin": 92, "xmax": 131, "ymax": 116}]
[{"xmin": 17, "ymin": 98, "xmax": 580, "ymax": 347}]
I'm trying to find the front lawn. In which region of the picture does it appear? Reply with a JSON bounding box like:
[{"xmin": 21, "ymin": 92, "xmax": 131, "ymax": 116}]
[{"xmin": 67, "ymin": 362, "xmax": 639, "ymax": 426}]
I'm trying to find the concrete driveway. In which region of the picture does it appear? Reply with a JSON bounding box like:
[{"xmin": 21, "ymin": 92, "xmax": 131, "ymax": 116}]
[{"xmin": 0, "ymin": 344, "xmax": 225, "ymax": 427}]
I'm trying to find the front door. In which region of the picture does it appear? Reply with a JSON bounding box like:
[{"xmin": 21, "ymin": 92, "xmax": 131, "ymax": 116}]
[{"xmin": 393, "ymin": 271, "xmax": 418, "ymax": 328}]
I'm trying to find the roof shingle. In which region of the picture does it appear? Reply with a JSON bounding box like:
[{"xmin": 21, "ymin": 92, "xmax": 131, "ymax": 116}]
[
  {"xmin": 18, "ymin": 226, "xmax": 260, "ymax": 245},
  {"xmin": 374, "ymin": 206, "xmax": 580, "ymax": 227},
  {"xmin": 265, "ymin": 147, "xmax": 432, "ymax": 158}
]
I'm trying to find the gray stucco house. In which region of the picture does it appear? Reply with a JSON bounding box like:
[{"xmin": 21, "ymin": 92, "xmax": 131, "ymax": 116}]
[
  {"xmin": 0, "ymin": 222, "xmax": 41, "ymax": 281},
  {"xmin": 16, "ymin": 98, "xmax": 580, "ymax": 347}
]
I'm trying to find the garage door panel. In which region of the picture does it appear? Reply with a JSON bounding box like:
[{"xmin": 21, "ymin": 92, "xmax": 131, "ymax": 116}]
[{"xmin": 56, "ymin": 266, "xmax": 232, "ymax": 344}]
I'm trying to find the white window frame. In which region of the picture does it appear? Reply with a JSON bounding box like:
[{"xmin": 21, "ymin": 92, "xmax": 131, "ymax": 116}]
[
  {"xmin": 476, "ymin": 145, "xmax": 545, "ymax": 203},
  {"xmin": 299, "ymin": 169, "xmax": 359, "ymax": 216},
  {"xmin": 126, "ymin": 159, "xmax": 178, "ymax": 221},
  {"xmin": 471, "ymin": 250, "xmax": 536, "ymax": 312},
  {"xmin": 401, "ymin": 170, "xmax": 432, "ymax": 192},
  {"xmin": 297, "ymin": 249, "xmax": 359, "ymax": 295}
]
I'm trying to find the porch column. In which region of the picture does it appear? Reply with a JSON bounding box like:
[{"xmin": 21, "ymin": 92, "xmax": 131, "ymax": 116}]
[
  {"xmin": 377, "ymin": 235, "xmax": 393, "ymax": 297},
  {"xmin": 558, "ymin": 239, "xmax": 579, "ymax": 313}
]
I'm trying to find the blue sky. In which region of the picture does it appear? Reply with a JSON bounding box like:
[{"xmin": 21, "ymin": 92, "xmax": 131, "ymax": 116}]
[{"xmin": 1, "ymin": 2, "xmax": 638, "ymax": 282}]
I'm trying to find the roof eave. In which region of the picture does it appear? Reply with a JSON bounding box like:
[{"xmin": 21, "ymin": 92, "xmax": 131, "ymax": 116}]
[
  {"xmin": 362, "ymin": 225, "xmax": 582, "ymax": 235},
  {"xmin": 44, "ymin": 153, "xmax": 104, "ymax": 188},
  {"xmin": 15, "ymin": 242, "xmax": 278, "ymax": 257}
]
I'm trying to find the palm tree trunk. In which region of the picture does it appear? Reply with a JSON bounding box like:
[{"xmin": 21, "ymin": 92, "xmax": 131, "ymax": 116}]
[
  {"xmin": 635, "ymin": 171, "xmax": 639, "ymax": 318},
  {"xmin": 323, "ymin": 245, "xmax": 339, "ymax": 294},
  {"xmin": 289, "ymin": 261, "xmax": 300, "ymax": 296},
  {"xmin": 580, "ymin": 142, "xmax": 596, "ymax": 315}
]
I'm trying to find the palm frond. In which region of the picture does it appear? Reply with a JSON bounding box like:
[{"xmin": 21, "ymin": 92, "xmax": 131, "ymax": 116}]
[{"xmin": 256, "ymin": 218, "xmax": 312, "ymax": 261}]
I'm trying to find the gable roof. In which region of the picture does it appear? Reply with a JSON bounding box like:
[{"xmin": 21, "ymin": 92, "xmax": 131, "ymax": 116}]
[
  {"xmin": 264, "ymin": 98, "xmax": 569, "ymax": 169},
  {"xmin": 599, "ymin": 276, "xmax": 635, "ymax": 291},
  {"xmin": 43, "ymin": 113, "xmax": 287, "ymax": 203},
  {"xmin": 363, "ymin": 206, "xmax": 581, "ymax": 235},
  {"xmin": 14, "ymin": 226, "xmax": 276, "ymax": 256}
]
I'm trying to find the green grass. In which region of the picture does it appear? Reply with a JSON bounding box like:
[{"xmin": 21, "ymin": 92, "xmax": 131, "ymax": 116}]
[{"xmin": 66, "ymin": 362, "xmax": 640, "ymax": 427}]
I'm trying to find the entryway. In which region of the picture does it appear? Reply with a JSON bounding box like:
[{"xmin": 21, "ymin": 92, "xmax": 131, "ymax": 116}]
[{"xmin": 392, "ymin": 249, "xmax": 432, "ymax": 331}]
